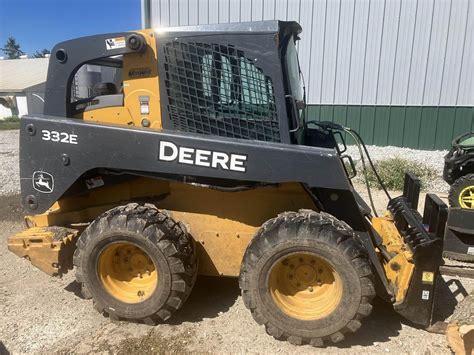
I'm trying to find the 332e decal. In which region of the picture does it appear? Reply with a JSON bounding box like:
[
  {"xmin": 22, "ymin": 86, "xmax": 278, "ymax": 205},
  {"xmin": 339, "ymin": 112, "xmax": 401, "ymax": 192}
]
[{"xmin": 41, "ymin": 130, "xmax": 78, "ymax": 144}]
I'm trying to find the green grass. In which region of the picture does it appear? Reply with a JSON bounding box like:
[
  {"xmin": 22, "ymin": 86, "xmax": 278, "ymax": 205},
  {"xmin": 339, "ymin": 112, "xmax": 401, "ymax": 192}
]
[
  {"xmin": 357, "ymin": 157, "xmax": 437, "ymax": 191},
  {"xmin": 0, "ymin": 116, "xmax": 20, "ymax": 130}
]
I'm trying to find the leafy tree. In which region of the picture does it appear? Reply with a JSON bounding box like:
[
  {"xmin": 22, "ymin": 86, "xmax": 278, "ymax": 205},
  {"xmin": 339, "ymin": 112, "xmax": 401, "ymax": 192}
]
[
  {"xmin": 32, "ymin": 48, "xmax": 51, "ymax": 58},
  {"xmin": 1, "ymin": 37, "xmax": 24, "ymax": 59}
]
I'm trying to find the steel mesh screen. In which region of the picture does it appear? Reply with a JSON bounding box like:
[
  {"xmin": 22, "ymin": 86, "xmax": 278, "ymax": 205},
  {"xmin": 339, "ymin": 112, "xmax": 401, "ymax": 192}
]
[{"xmin": 163, "ymin": 41, "xmax": 280, "ymax": 142}]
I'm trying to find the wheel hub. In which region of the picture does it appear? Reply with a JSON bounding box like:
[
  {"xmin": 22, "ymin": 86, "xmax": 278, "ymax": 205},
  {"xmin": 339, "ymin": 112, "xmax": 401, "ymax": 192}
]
[
  {"xmin": 459, "ymin": 185, "xmax": 474, "ymax": 209},
  {"xmin": 98, "ymin": 242, "xmax": 157, "ymax": 304},
  {"xmin": 269, "ymin": 253, "xmax": 343, "ymax": 320}
]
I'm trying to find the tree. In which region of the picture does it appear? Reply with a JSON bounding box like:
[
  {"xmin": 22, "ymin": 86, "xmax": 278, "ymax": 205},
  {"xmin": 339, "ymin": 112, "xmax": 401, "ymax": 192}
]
[
  {"xmin": 32, "ymin": 49, "xmax": 50, "ymax": 58},
  {"xmin": 1, "ymin": 37, "xmax": 24, "ymax": 59}
]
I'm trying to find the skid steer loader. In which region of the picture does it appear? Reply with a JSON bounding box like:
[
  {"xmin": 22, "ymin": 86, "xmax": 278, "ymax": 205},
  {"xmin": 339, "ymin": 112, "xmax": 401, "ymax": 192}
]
[{"xmin": 8, "ymin": 21, "xmax": 450, "ymax": 346}]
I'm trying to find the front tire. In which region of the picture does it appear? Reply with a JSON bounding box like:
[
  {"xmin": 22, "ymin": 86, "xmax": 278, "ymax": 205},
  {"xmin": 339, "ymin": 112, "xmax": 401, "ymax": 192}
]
[
  {"xmin": 73, "ymin": 203, "xmax": 197, "ymax": 324},
  {"xmin": 239, "ymin": 210, "xmax": 375, "ymax": 346},
  {"xmin": 449, "ymin": 174, "xmax": 474, "ymax": 209}
]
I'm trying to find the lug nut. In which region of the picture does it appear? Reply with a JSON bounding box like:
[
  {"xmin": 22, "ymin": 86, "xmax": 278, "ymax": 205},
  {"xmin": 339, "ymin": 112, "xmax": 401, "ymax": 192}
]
[
  {"xmin": 308, "ymin": 287, "xmax": 314, "ymax": 292},
  {"xmin": 282, "ymin": 259, "xmax": 289, "ymax": 266}
]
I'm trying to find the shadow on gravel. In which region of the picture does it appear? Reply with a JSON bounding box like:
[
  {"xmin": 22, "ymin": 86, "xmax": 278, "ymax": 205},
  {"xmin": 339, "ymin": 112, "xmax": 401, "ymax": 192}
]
[
  {"xmin": 0, "ymin": 194, "xmax": 24, "ymax": 222},
  {"xmin": 64, "ymin": 275, "xmax": 240, "ymax": 324},
  {"xmin": 169, "ymin": 275, "xmax": 240, "ymax": 324},
  {"xmin": 64, "ymin": 280, "xmax": 84, "ymax": 298},
  {"xmin": 0, "ymin": 341, "xmax": 10, "ymax": 355},
  {"xmin": 432, "ymin": 276, "xmax": 468, "ymax": 322},
  {"xmin": 337, "ymin": 298, "xmax": 402, "ymax": 348}
]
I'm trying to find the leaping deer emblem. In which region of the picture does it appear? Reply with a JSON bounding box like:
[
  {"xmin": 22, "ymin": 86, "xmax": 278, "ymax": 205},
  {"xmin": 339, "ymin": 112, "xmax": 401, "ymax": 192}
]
[{"xmin": 33, "ymin": 171, "xmax": 54, "ymax": 193}]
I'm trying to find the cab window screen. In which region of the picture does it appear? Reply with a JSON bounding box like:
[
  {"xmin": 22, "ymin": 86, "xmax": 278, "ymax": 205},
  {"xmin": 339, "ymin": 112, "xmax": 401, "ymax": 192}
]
[{"xmin": 163, "ymin": 41, "xmax": 280, "ymax": 142}]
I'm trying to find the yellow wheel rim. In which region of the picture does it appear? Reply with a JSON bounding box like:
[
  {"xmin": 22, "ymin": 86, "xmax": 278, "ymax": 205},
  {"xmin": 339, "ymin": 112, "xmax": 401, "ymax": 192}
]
[
  {"xmin": 97, "ymin": 242, "xmax": 158, "ymax": 304},
  {"xmin": 459, "ymin": 185, "xmax": 474, "ymax": 209},
  {"xmin": 269, "ymin": 253, "xmax": 343, "ymax": 320}
]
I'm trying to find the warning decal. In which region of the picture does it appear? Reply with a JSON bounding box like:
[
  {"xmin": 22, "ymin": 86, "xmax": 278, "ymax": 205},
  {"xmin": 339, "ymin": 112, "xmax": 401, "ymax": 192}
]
[{"xmin": 105, "ymin": 37, "xmax": 126, "ymax": 50}]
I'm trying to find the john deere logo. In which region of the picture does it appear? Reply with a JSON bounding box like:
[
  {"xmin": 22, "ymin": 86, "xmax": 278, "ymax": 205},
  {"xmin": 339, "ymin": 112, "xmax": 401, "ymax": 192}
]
[{"xmin": 32, "ymin": 171, "xmax": 54, "ymax": 193}]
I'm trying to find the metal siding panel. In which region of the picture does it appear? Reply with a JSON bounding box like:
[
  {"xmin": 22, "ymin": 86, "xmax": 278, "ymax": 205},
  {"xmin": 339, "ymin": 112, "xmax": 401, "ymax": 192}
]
[
  {"xmin": 359, "ymin": 106, "xmax": 376, "ymax": 143},
  {"xmin": 422, "ymin": 0, "xmax": 451, "ymax": 105},
  {"xmin": 229, "ymin": 0, "xmax": 241, "ymax": 22},
  {"xmin": 297, "ymin": 0, "xmax": 315, "ymax": 95},
  {"xmin": 250, "ymin": 0, "xmax": 264, "ymax": 20},
  {"xmin": 453, "ymin": 107, "xmax": 474, "ymax": 137},
  {"xmin": 274, "ymin": 0, "xmax": 288, "ymax": 20},
  {"xmin": 262, "ymin": 0, "xmax": 276, "ymax": 19},
  {"xmin": 286, "ymin": 0, "xmax": 300, "ymax": 21},
  {"xmin": 157, "ymin": 0, "xmax": 171, "ymax": 27},
  {"xmin": 307, "ymin": 0, "xmax": 328, "ymax": 103},
  {"xmin": 376, "ymin": 0, "xmax": 400, "ymax": 105},
  {"xmin": 208, "ymin": 0, "xmax": 219, "ymax": 23},
  {"xmin": 439, "ymin": 0, "xmax": 469, "ymax": 105},
  {"xmin": 178, "ymin": 0, "xmax": 189, "ymax": 25},
  {"xmin": 188, "ymin": 0, "xmax": 199, "ymax": 25},
  {"xmin": 334, "ymin": 0, "xmax": 356, "ymax": 104},
  {"xmin": 418, "ymin": 107, "xmax": 438, "ymax": 149},
  {"xmin": 387, "ymin": 107, "xmax": 406, "ymax": 147},
  {"xmin": 362, "ymin": 0, "xmax": 384, "ymax": 105},
  {"xmin": 373, "ymin": 106, "xmax": 390, "ymax": 146},
  {"xmin": 393, "ymin": 0, "xmax": 419, "ymax": 105},
  {"xmin": 347, "ymin": 0, "xmax": 370, "ymax": 105},
  {"xmin": 457, "ymin": 1, "xmax": 474, "ymax": 106},
  {"xmin": 169, "ymin": 0, "xmax": 180, "ymax": 26},
  {"xmin": 434, "ymin": 107, "xmax": 456, "ymax": 149},
  {"xmin": 333, "ymin": 105, "xmax": 347, "ymax": 128},
  {"xmin": 218, "ymin": 0, "xmax": 230, "ymax": 23},
  {"xmin": 240, "ymin": 0, "xmax": 252, "ymax": 21},
  {"xmin": 406, "ymin": 1, "xmax": 434, "ymax": 106},
  {"xmin": 198, "ymin": 0, "xmax": 209, "ymax": 24},
  {"xmin": 321, "ymin": 0, "xmax": 341, "ymax": 104},
  {"xmin": 402, "ymin": 107, "xmax": 423, "ymax": 148},
  {"xmin": 346, "ymin": 105, "xmax": 362, "ymax": 133}
]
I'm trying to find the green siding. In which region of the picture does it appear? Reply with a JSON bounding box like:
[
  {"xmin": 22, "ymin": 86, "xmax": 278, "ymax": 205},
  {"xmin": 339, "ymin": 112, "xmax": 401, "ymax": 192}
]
[{"xmin": 306, "ymin": 105, "xmax": 474, "ymax": 150}]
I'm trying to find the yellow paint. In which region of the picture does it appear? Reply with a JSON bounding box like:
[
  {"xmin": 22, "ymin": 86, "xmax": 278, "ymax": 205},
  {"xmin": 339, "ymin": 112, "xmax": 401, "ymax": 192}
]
[
  {"xmin": 81, "ymin": 30, "xmax": 162, "ymax": 129},
  {"xmin": 459, "ymin": 185, "xmax": 474, "ymax": 209},
  {"xmin": 422, "ymin": 271, "xmax": 435, "ymax": 284},
  {"xmin": 24, "ymin": 178, "xmax": 317, "ymax": 277},
  {"xmin": 372, "ymin": 214, "xmax": 415, "ymax": 304},
  {"xmin": 7, "ymin": 226, "xmax": 79, "ymax": 276},
  {"xmin": 268, "ymin": 253, "xmax": 343, "ymax": 320},
  {"xmin": 98, "ymin": 242, "xmax": 158, "ymax": 303}
]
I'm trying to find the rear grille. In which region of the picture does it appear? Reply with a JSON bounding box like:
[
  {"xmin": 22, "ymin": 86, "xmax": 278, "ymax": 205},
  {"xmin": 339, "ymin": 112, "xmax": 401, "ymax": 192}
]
[{"xmin": 163, "ymin": 41, "xmax": 280, "ymax": 142}]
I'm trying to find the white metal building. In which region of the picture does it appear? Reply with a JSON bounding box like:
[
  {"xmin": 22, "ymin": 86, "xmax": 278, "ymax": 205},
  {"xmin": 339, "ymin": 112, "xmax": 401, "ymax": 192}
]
[
  {"xmin": 0, "ymin": 58, "xmax": 49, "ymax": 119},
  {"xmin": 141, "ymin": 0, "xmax": 473, "ymax": 149}
]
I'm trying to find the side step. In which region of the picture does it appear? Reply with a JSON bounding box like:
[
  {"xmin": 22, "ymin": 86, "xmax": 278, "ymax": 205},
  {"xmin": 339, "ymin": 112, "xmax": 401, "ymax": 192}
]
[
  {"xmin": 388, "ymin": 173, "xmax": 448, "ymax": 326},
  {"xmin": 8, "ymin": 226, "xmax": 79, "ymax": 276}
]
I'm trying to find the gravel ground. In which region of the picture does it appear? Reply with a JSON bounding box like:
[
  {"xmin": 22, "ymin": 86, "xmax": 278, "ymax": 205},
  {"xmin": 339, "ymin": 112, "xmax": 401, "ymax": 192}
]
[
  {"xmin": 0, "ymin": 130, "xmax": 20, "ymax": 195},
  {"xmin": 346, "ymin": 144, "xmax": 450, "ymax": 193},
  {"xmin": 0, "ymin": 129, "xmax": 471, "ymax": 353}
]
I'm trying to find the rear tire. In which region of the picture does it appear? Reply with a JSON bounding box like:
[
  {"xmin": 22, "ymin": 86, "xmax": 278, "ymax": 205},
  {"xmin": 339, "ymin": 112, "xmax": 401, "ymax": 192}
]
[
  {"xmin": 239, "ymin": 210, "xmax": 375, "ymax": 346},
  {"xmin": 73, "ymin": 203, "xmax": 197, "ymax": 323},
  {"xmin": 448, "ymin": 174, "xmax": 474, "ymax": 209}
]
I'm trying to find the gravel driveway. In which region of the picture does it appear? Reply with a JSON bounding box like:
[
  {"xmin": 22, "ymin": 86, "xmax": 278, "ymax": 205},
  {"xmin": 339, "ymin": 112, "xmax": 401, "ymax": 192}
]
[
  {"xmin": 0, "ymin": 129, "xmax": 471, "ymax": 353},
  {"xmin": 0, "ymin": 130, "xmax": 19, "ymax": 195}
]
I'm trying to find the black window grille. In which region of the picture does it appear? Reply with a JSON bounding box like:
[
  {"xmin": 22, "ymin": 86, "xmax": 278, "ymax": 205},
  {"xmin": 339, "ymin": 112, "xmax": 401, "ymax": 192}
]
[{"xmin": 163, "ymin": 41, "xmax": 280, "ymax": 142}]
